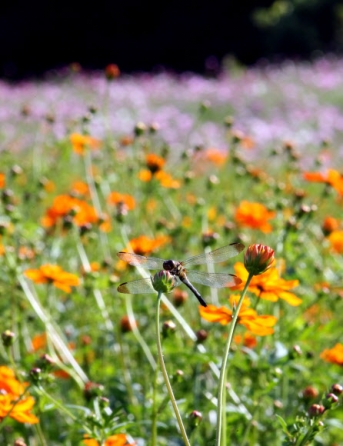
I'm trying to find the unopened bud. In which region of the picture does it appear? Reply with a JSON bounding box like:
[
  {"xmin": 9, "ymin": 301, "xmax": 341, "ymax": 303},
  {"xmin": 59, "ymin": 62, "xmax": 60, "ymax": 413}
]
[
  {"xmin": 189, "ymin": 410, "xmax": 203, "ymax": 428},
  {"xmin": 302, "ymin": 386, "xmax": 319, "ymax": 400},
  {"xmin": 244, "ymin": 244, "xmax": 274, "ymax": 276},
  {"xmin": 134, "ymin": 122, "xmax": 147, "ymax": 137},
  {"xmin": 120, "ymin": 315, "xmax": 137, "ymax": 333},
  {"xmin": 105, "ymin": 64, "xmax": 120, "ymax": 80},
  {"xmin": 308, "ymin": 404, "xmax": 325, "ymax": 417},
  {"xmin": 172, "ymin": 289, "xmax": 188, "ymax": 307},
  {"xmin": 2, "ymin": 330, "xmax": 15, "ymax": 347},
  {"xmin": 162, "ymin": 320, "xmax": 176, "ymax": 337},
  {"xmin": 29, "ymin": 367, "xmax": 42, "ymax": 385},
  {"xmin": 84, "ymin": 381, "xmax": 104, "ymax": 401},
  {"xmin": 331, "ymin": 383, "xmax": 343, "ymax": 395},
  {"xmin": 196, "ymin": 329, "xmax": 209, "ymax": 343},
  {"xmin": 324, "ymin": 392, "xmax": 339, "ymax": 408},
  {"xmin": 14, "ymin": 440, "xmax": 27, "ymax": 446},
  {"xmin": 152, "ymin": 270, "xmax": 175, "ymax": 294},
  {"xmin": 35, "ymin": 354, "xmax": 55, "ymax": 371}
]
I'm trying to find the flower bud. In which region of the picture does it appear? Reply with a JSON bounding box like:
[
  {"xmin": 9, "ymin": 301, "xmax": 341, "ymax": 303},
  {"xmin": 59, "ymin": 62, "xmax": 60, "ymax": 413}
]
[
  {"xmin": 29, "ymin": 367, "xmax": 42, "ymax": 385},
  {"xmin": 244, "ymin": 244, "xmax": 274, "ymax": 276},
  {"xmin": 152, "ymin": 270, "xmax": 175, "ymax": 293},
  {"xmin": 331, "ymin": 383, "xmax": 343, "ymax": 395},
  {"xmin": 196, "ymin": 329, "xmax": 208, "ymax": 343},
  {"xmin": 35, "ymin": 354, "xmax": 55, "ymax": 371},
  {"xmin": 14, "ymin": 440, "xmax": 27, "ymax": 446},
  {"xmin": 202, "ymin": 231, "xmax": 219, "ymax": 247},
  {"xmin": 120, "ymin": 315, "xmax": 137, "ymax": 333},
  {"xmin": 308, "ymin": 404, "xmax": 325, "ymax": 417},
  {"xmin": 10, "ymin": 165, "xmax": 23, "ymax": 177},
  {"xmin": 172, "ymin": 289, "xmax": 188, "ymax": 307},
  {"xmin": 105, "ymin": 64, "xmax": 120, "ymax": 80},
  {"xmin": 134, "ymin": 122, "xmax": 147, "ymax": 137},
  {"xmin": 188, "ymin": 410, "xmax": 203, "ymax": 428},
  {"xmin": 324, "ymin": 392, "xmax": 339, "ymax": 408},
  {"xmin": 149, "ymin": 122, "xmax": 160, "ymax": 134},
  {"xmin": 2, "ymin": 330, "xmax": 15, "ymax": 347},
  {"xmin": 84, "ymin": 381, "xmax": 104, "ymax": 401},
  {"xmin": 99, "ymin": 396, "xmax": 110, "ymax": 408},
  {"xmin": 162, "ymin": 320, "xmax": 176, "ymax": 337},
  {"xmin": 224, "ymin": 115, "xmax": 234, "ymax": 128},
  {"xmin": 302, "ymin": 386, "xmax": 319, "ymax": 400}
]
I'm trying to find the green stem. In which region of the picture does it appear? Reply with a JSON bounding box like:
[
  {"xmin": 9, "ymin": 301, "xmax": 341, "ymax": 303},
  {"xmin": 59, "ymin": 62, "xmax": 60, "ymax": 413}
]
[
  {"xmin": 34, "ymin": 421, "xmax": 48, "ymax": 446},
  {"xmin": 150, "ymin": 365, "xmax": 159, "ymax": 446},
  {"xmin": 37, "ymin": 387, "xmax": 92, "ymax": 434},
  {"xmin": 155, "ymin": 291, "xmax": 190, "ymax": 446},
  {"xmin": 215, "ymin": 273, "xmax": 253, "ymax": 446},
  {"xmin": 296, "ymin": 423, "xmax": 316, "ymax": 446}
]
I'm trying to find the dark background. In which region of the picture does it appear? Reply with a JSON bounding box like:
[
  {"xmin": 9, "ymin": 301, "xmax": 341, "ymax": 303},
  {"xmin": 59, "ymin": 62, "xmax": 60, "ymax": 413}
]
[{"xmin": 0, "ymin": 0, "xmax": 342, "ymax": 79}]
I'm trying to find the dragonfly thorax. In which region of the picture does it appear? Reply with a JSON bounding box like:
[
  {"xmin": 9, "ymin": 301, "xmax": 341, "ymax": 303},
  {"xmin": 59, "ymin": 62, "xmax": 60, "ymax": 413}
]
[{"xmin": 163, "ymin": 259, "xmax": 181, "ymax": 273}]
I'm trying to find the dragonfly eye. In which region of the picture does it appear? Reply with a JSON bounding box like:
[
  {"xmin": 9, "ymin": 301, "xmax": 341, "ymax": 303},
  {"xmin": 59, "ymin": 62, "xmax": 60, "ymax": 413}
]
[{"xmin": 163, "ymin": 260, "xmax": 176, "ymax": 271}]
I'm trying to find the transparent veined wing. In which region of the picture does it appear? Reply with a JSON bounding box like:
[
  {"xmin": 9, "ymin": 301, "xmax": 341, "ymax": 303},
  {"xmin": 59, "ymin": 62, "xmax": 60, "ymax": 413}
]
[
  {"xmin": 117, "ymin": 277, "xmax": 156, "ymax": 294},
  {"xmin": 183, "ymin": 242, "xmax": 245, "ymax": 266},
  {"xmin": 185, "ymin": 270, "xmax": 242, "ymax": 288},
  {"xmin": 117, "ymin": 252, "xmax": 164, "ymax": 270}
]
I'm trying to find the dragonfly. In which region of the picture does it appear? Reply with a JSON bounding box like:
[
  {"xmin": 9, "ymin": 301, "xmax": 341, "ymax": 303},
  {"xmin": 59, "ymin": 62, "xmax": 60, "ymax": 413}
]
[{"xmin": 117, "ymin": 242, "xmax": 245, "ymax": 307}]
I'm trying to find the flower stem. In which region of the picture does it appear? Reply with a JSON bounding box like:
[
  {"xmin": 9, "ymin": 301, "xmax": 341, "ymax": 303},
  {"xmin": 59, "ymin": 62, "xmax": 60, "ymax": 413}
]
[
  {"xmin": 215, "ymin": 273, "xmax": 253, "ymax": 446},
  {"xmin": 155, "ymin": 291, "xmax": 190, "ymax": 446}
]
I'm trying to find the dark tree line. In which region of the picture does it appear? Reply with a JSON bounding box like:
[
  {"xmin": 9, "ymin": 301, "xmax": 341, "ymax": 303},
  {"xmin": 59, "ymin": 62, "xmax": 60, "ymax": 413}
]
[{"xmin": 0, "ymin": 0, "xmax": 342, "ymax": 79}]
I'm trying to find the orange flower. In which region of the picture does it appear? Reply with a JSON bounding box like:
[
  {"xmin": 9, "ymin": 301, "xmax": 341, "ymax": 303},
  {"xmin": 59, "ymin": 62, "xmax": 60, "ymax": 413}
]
[
  {"xmin": 155, "ymin": 171, "xmax": 180, "ymax": 189},
  {"xmin": 234, "ymin": 331, "xmax": 257, "ymax": 349},
  {"xmin": 70, "ymin": 133, "xmax": 101, "ymax": 155},
  {"xmin": 138, "ymin": 169, "xmax": 153, "ymax": 182},
  {"xmin": 303, "ymin": 169, "xmax": 343, "ymax": 195},
  {"xmin": 199, "ymin": 296, "xmax": 277, "ymax": 336},
  {"xmin": 31, "ymin": 333, "xmax": 48, "ymax": 352},
  {"xmin": 230, "ymin": 130, "xmax": 255, "ymax": 149},
  {"xmin": 138, "ymin": 169, "xmax": 180, "ymax": 188},
  {"xmin": 120, "ymin": 135, "xmax": 134, "ymax": 147},
  {"xmin": 42, "ymin": 194, "xmax": 109, "ymax": 231},
  {"xmin": 232, "ymin": 261, "xmax": 301, "ymax": 306},
  {"xmin": 24, "ymin": 264, "xmax": 80, "ymax": 293},
  {"xmin": 83, "ymin": 434, "xmax": 136, "ymax": 446},
  {"xmin": 18, "ymin": 246, "xmax": 36, "ymax": 261},
  {"xmin": 39, "ymin": 177, "xmax": 55, "ymax": 193},
  {"xmin": 125, "ymin": 235, "xmax": 171, "ymax": 256},
  {"xmin": 320, "ymin": 343, "xmax": 343, "ymax": 366},
  {"xmin": 145, "ymin": 153, "xmax": 165, "ymax": 173},
  {"xmin": 107, "ymin": 192, "xmax": 136, "ymax": 210},
  {"xmin": 0, "ymin": 365, "xmax": 38, "ymax": 424},
  {"xmin": 322, "ymin": 216, "xmax": 340, "ymax": 235},
  {"xmin": 0, "ymin": 172, "xmax": 5, "ymax": 188},
  {"xmin": 70, "ymin": 181, "xmax": 90, "ymax": 197},
  {"xmin": 203, "ymin": 148, "xmax": 227, "ymax": 166},
  {"xmin": 235, "ymin": 201, "xmax": 276, "ymax": 233},
  {"xmin": 327, "ymin": 230, "xmax": 343, "ymax": 253},
  {"xmin": 303, "ymin": 303, "xmax": 332, "ymax": 325}
]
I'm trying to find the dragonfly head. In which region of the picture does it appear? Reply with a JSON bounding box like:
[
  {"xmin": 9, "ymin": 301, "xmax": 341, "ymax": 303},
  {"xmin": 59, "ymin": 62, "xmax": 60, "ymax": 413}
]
[{"xmin": 163, "ymin": 259, "xmax": 177, "ymax": 271}]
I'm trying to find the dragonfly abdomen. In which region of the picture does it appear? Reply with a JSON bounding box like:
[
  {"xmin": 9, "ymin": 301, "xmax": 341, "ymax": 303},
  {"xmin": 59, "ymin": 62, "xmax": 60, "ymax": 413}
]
[{"xmin": 181, "ymin": 277, "xmax": 207, "ymax": 307}]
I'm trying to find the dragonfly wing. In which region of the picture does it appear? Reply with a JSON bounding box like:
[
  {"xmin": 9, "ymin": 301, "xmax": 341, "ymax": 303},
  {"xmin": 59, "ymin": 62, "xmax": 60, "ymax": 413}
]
[
  {"xmin": 117, "ymin": 277, "xmax": 155, "ymax": 294},
  {"xmin": 117, "ymin": 252, "xmax": 164, "ymax": 269},
  {"xmin": 186, "ymin": 270, "xmax": 242, "ymax": 288},
  {"xmin": 183, "ymin": 242, "xmax": 245, "ymax": 266}
]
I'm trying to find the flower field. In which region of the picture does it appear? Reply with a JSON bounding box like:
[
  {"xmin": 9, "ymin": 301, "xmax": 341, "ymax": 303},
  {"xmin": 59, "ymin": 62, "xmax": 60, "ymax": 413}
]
[{"xmin": 0, "ymin": 57, "xmax": 343, "ymax": 445}]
